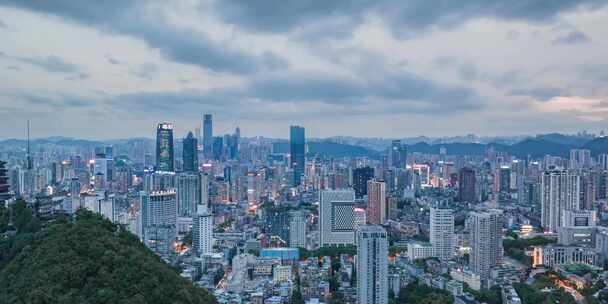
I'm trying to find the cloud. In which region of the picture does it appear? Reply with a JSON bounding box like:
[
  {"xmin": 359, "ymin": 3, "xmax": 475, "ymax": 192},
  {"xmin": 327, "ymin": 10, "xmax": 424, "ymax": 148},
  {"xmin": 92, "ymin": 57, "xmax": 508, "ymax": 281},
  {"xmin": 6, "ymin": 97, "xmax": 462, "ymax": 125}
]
[
  {"xmin": 5, "ymin": 65, "xmax": 20, "ymax": 71},
  {"xmin": 106, "ymin": 55, "xmax": 122, "ymax": 65},
  {"xmin": 214, "ymin": 0, "xmax": 607, "ymax": 38},
  {"xmin": 21, "ymin": 93, "xmax": 97, "ymax": 108},
  {"xmin": 2, "ymin": 1, "xmax": 288, "ymax": 74},
  {"xmin": 16, "ymin": 54, "xmax": 82, "ymax": 74},
  {"xmin": 534, "ymin": 96, "xmax": 608, "ymax": 122},
  {"xmin": 131, "ymin": 62, "xmax": 158, "ymax": 79},
  {"xmin": 552, "ymin": 30, "xmax": 591, "ymax": 44},
  {"xmin": 510, "ymin": 87, "xmax": 568, "ymax": 101},
  {"xmin": 0, "ymin": 18, "xmax": 6, "ymax": 28}
]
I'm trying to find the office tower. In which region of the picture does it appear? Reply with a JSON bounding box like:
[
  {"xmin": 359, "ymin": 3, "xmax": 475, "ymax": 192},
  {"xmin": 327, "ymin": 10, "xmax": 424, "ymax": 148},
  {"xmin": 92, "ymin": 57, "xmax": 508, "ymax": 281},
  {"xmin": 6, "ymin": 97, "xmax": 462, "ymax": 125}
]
[
  {"xmin": 353, "ymin": 167, "xmax": 374, "ymax": 198},
  {"xmin": 458, "ymin": 167, "xmax": 476, "ymax": 202},
  {"xmin": 176, "ymin": 173, "xmax": 200, "ymax": 217},
  {"xmin": 203, "ymin": 114, "xmax": 213, "ymax": 158},
  {"xmin": 289, "ymin": 211, "xmax": 307, "ymax": 248},
  {"xmin": 182, "ymin": 131, "xmax": 198, "ymax": 173},
  {"xmin": 498, "ymin": 166, "xmax": 511, "ymax": 193},
  {"xmin": 213, "ymin": 136, "xmax": 224, "ymax": 160},
  {"xmin": 356, "ymin": 225, "xmax": 388, "ymax": 304},
  {"xmin": 430, "ymin": 206, "xmax": 455, "ymax": 261},
  {"xmin": 570, "ymin": 149, "xmax": 592, "ymax": 169},
  {"xmin": 469, "ymin": 209, "xmax": 503, "ymax": 288},
  {"xmin": 0, "ymin": 161, "xmax": 12, "ymax": 204},
  {"xmin": 541, "ymin": 170, "xmax": 581, "ymax": 232},
  {"xmin": 319, "ymin": 189, "xmax": 356, "ymax": 246},
  {"xmin": 193, "ymin": 204, "xmax": 212, "ymax": 256},
  {"xmin": 144, "ymin": 171, "xmax": 176, "ymax": 192},
  {"xmin": 367, "ymin": 179, "xmax": 386, "ymax": 225},
  {"xmin": 26, "ymin": 120, "xmax": 33, "ymax": 170},
  {"xmin": 68, "ymin": 177, "xmax": 81, "ymax": 213},
  {"xmin": 93, "ymin": 147, "xmax": 108, "ymax": 185},
  {"xmin": 155, "ymin": 123, "xmax": 174, "ymax": 172},
  {"xmin": 141, "ymin": 190, "xmax": 177, "ymax": 255},
  {"xmin": 290, "ymin": 125, "xmax": 305, "ymax": 186},
  {"xmin": 389, "ymin": 140, "xmax": 407, "ymax": 169},
  {"xmin": 200, "ymin": 173, "xmax": 209, "ymax": 208}
]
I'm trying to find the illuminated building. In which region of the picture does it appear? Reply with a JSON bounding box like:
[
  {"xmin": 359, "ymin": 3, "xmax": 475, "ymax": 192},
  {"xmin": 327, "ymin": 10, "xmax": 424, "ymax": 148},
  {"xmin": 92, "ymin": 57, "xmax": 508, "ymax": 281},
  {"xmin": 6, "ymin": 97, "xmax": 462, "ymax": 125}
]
[
  {"xmin": 367, "ymin": 179, "xmax": 386, "ymax": 224},
  {"xmin": 155, "ymin": 123, "xmax": 174, "ymax": 172}
]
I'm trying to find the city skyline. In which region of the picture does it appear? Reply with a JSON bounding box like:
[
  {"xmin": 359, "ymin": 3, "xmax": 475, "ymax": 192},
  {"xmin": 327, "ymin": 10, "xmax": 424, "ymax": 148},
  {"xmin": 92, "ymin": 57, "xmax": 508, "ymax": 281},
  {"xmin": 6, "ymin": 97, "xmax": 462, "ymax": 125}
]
[{"xmin": 2, "ymin": 2, "xmax": 608, "ymax": 139}]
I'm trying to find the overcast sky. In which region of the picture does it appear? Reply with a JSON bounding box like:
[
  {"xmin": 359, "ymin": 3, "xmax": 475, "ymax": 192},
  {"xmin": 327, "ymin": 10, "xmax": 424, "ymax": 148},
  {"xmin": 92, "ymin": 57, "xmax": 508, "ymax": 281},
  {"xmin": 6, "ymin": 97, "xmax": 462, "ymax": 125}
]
[{"xmin": 1, "ymin": 1, "xmax": 607, "ymax": 140}]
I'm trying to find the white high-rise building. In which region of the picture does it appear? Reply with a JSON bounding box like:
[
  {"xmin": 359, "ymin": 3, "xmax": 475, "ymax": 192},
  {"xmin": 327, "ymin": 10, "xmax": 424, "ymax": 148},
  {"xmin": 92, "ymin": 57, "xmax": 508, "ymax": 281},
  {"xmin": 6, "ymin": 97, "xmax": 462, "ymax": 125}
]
[
  {"xmin": 141, "ymin": 190, "xmax": 177, "ymax": 255},
  {"xmin": 469, "ymin": 209, "xmax": 503, "ymax": 288},
  {"xmin": 289, "ymin": 211, "xmax": 307, "ymax": 248},
  {"xmin": 200, "ymin": 173, "xmax": 209, "ymax": 207},
  {"xmin": 319, "ymin": 189, "xmax": 356, "ymax": 246},
  {"xmin": 354, "ymin": 207, "xmax": 367, "ymax": 230},
  {"xmin": 430, "ymin": 206, "xmax": 455, "ymax": 261},
  {"xmin": 193, "ymin": 204, "xmax": 213, "ymax": 256},
  {"xmin": 176, "ymin": 173, "xmax": 200, "ymax": 217},
  {"xmin": 356, "ymin": 225, "xmax": 388, "ymax": 304},
  {"xmin": 541, "ymin": 170, "xmax": 581, "ymax": 232},
  {"xmin": 570, "ymin": 149, "xmax": 592, "ymax": 169}
]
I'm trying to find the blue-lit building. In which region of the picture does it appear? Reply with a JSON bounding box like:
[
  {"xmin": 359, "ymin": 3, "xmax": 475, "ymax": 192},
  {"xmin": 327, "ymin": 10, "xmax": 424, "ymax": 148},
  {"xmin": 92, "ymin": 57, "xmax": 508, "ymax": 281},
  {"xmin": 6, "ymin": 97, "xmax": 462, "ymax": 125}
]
[
  {"xmin": 155, "ymin": 123, "xmax": 174, "ymax": 172},
  {"xmin": 182, "ymin": 131, "xmax": 198, "ymax": 173},
  {"xmin": 290, "ymin": 125, "xmax": 305, "ymax": 186},
  {"xmin": 260, "ymin": 248, "xmax": 299, "ymax": 261}
]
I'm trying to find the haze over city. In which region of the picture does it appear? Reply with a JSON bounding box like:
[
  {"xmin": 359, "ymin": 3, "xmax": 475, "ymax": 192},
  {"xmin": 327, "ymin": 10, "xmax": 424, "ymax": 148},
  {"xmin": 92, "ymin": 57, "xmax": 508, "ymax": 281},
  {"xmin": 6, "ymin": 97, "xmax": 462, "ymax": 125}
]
[{"xmin": 1, "ymin": 1, "xmax": 608, "ymax": 139}]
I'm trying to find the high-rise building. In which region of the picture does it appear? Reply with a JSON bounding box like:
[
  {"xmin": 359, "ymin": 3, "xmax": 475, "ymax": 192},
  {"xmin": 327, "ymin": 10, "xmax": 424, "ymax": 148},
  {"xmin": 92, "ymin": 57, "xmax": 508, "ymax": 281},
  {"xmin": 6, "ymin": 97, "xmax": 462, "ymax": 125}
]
[
  {"xmin": 389, "ymin": 140, "xmax": 407, "ymax": 169},
  {"xmin": 599, "ymin": 154, "xmax": 608, "ymax": 170},
  {"xmin": 0, "ymin": 161, "xmax": 12, "ymax": 204},
  {"xmin": 289, "ymin": 210, "xmax": 307, "ymax": 248},
  {"xmin": 155, "ymin": 123, "xmax": 174, "ymax": 172},
  {"xmin": 203, "ymin": 114, "xmax": 213, "ymax": 158},
  {"xmin": 319, "ymin": 189, "xmax": 356, "ymax": 246},
  {"xmin": 290, "ymin": 126, "xmax": 305, "ymax": 186},
  {"xmin": 193, "ymin": 204, "xmax": 212, "ymax": 256},
  {"xmin": 430, "ymin": 206, "xmax": 455, "ymax": 261},
  {"xmin": 356, "ymin": 225, "xmax": 388, "ymax": 304},
  {"xmin": 264, "ymin": 206, "xmax": 290, "ymax": 243},
  {"xmin": 469, "ymin": 209, "xmax": 503, "ymax": 288},
  {"xmin": 498, "ymin": 166, "xmax": 511, "ymax": 193},
  {"xmin": 367, "ymin": 179, "xmax": 386, "ymax": 225},
  {"xmin": 213, "ymin": 136, "xmax": 224, "ymax": 161},
  {"xmin": 176, "ymin": 173, "xmax": 199, "ymax": 217},
  {"xmin": 570, "ymin": 149, "xmax": 592, "ymax": 169},
  {"xmin": 541, "ymin": 170, "xmax": 581, "ymax": 232},
  {"xmin": 141, "ymin": 190, "xmax": 177, "ymax": 255},
  {"xmin": 200, "ymin": 173, "xmax": 209, "ymax": 207},
  {"xmin": 353, "ymin": 167, "xmax": 374, "ymax": 198},
  {"xmin": 458, "ymin": 167, "xmax": 476, "ymax": 202},
  {"xmin": 354, "ymin": 207, "xmax": 367, "ymax": 231},
  {"xmin": 182, "ymin": 131, "xmax": 198, "ymax": 173}
]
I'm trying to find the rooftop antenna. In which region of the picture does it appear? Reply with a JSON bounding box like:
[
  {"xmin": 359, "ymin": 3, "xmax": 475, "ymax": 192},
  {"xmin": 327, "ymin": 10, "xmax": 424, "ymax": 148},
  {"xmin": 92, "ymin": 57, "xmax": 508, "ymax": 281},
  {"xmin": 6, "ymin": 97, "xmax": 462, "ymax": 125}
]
[{"xmin": 26, "ymin": 120, "xmax": 32, "ymax": 170}]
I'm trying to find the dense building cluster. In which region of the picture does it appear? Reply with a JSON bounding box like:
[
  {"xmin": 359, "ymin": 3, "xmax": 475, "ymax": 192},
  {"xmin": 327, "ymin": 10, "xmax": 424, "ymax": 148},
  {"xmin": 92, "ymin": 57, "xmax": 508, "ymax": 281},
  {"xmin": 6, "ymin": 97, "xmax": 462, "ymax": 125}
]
[{"xmin": 2, "ymin": 120, "xmax": 608, "ymax": 304}]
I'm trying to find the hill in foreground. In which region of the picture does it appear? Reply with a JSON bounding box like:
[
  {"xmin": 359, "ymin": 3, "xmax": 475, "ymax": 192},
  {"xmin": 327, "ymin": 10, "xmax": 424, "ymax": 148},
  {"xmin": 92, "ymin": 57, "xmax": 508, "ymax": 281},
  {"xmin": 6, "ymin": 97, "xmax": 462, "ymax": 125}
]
[{"xmin": 0, "ymin": 208, "xmax": 216, "ymax": 304}]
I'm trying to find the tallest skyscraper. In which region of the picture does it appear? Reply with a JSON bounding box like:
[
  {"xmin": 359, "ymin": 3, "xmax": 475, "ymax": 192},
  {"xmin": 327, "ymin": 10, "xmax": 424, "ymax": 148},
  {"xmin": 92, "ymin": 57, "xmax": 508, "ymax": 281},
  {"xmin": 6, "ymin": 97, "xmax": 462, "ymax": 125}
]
[
  {"xmin": 203, "ymin": 114, "xmax": 213, "ymax": 159},
  {"xmin": 290, "ymin": 126, "xmax": 305, "ymax": 186}
]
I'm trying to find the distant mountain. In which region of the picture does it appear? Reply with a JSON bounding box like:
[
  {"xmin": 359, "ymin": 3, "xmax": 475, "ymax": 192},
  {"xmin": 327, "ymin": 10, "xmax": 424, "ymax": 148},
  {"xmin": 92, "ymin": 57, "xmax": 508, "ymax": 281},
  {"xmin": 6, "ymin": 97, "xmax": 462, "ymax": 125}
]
[
  {"xmin": 272, "ymin": 140, "xmax": 380, "ymax": 158},
  {"xmin": 582, "ymin": 137, "xmax": 608, "ymax": 156},
  {"xmin": 532, "ymin": 133, "xmax": 591, "ymax": 147},
  {"xmin": 0, "ymin": 208, "xmax": 216, "ymax": 303},
  {"xmin": 503, "ymin": 139, "xmax": 574, "ymax": 158}
]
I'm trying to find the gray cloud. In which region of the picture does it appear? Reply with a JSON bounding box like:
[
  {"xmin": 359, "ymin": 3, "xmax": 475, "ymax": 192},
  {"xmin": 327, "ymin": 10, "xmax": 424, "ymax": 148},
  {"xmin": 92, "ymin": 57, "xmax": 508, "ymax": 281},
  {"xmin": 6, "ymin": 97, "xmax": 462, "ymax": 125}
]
[
  {"xmin": 106, "ymin": 55, "xmax": 122, "ymax": 65},
  {"xmin": 16, "ymin": 55, "xmax": 82, "ymax": 74},
  {"xmin": 21, "ymin": 93, "xmax": 97, "ymax": 108},
  {"xmin": 0, "ymin": 19, "xmax": 6, "ymax": 28},
  {"xmin": 509, "ymin": 87, "xmax": 568, "ymax": 101},
  {"xmin": 552, "ymin": 30, "xmax": 591, "ymax": 44},
  {"xmin": 214, "ymin": 0, "xmax": 607, "ymax": 38},
  {"xmin": 5, "ymin": 65, "xmax": 20, "ymax": 71},
  {"xmin": 2, "ymin": 1, "xmax": 288, "ymax": 74}
]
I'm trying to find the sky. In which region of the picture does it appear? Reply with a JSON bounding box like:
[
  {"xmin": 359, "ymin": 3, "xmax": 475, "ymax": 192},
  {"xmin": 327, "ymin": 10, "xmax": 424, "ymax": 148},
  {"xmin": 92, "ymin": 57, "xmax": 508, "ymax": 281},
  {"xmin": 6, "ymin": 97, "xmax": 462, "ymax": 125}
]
[{"xmin": 1, "ymin": 1, "xmax": 608, "ymax": 140}]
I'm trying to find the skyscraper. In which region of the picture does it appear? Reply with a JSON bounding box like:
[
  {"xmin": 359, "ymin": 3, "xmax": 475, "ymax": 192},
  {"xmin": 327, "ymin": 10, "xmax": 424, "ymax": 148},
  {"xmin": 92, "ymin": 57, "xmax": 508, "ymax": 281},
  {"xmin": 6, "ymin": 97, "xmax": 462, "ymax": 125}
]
[
  {"xmin": 367, "ymin": 179, "xmax": 386, "ymax": 224},
  {"xmin": 0, "ymin": 161, "xmax": 12, "ymax": 204},
  {"xmin": 193, "ymin": 204, "xmax": 212, "ymax": 256},
  {"xmin": 430, "ymin": 206, "xmax": 455, "ymax": 261},
  {"xmin": 213, "ymin": 136, "xmax": 224, "ymax": 161},
  {"xmin": 290, "ymin": 125, "xmax": 305, "ymax": 186},
  {"xmin": 469, "ymin": 209, "xmax": 503, "ymax": 288},
  {"xmin": 176, "ymin": 173, "xmax": 199, "ymax": 217},
  {"xmin": 319, "ymin": 189, "xmax": 356, "ymax": 246},
  {"xmin": 389, "ymin": 140, "xmax": 407, "ymax": 169},
  {"xmin": 570, "ymin": 149, "xmax": 592, "ymax": 169},
  {"xmin": 155, "ymin": 123, "xmax": 174, "ymax": 172},
  {"xmin": 289, "ymin": 211, "xmax": 307, "ymax": 248},
  {"xmin": 498, "ymin": 166, "xmax": 511, "ymax": 193},
  {"xmin": 141, "ymin": 190, "xmax": 177, "ymax": 255},
  {"xmin": 356, "ymin": 225, "xmax": 388, "ymax": 304},
  {"xmin": 353, "ymin": 167, "xmax": 374, "ymax": 198},
  {"xmin": 541, "ymin": 170, "xmax": 581, "ymax": 232},
  {"xmin": 458, "ymin": 167, "xmax": 476, "ymax": 202},
  {"xmin": 182, "ymin": 131, "xmax": 198, "ymax": 173},
  {"xmin": 203, "ymin": 114, "xmax": 213, "ymax": 158}
]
